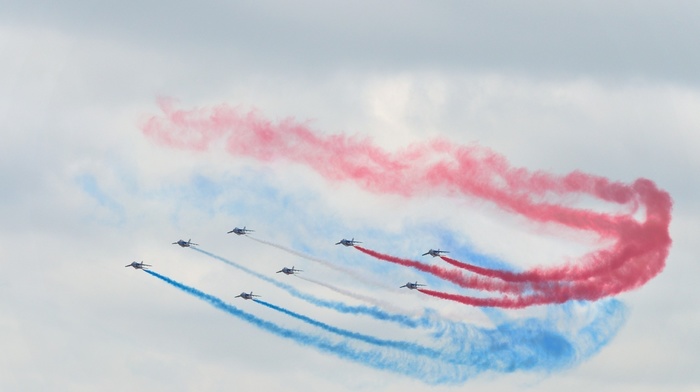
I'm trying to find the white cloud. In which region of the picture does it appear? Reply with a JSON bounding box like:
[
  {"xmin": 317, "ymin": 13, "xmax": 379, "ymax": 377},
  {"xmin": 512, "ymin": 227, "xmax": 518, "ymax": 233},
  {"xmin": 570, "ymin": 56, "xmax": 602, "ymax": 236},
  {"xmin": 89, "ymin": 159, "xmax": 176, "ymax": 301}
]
[{"xmin": 1, "ymin": 5, "xmax": 699, "ymax": 391}]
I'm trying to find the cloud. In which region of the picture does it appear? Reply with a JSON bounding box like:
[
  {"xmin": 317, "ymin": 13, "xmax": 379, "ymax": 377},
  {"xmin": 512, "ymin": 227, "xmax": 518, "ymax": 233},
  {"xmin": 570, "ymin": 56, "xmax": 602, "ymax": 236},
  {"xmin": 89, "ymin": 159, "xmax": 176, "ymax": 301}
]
[
  {"xmin": 4, "ymin": 1, "xmax": 700, "ymax": 83},
  {"xmin": 2, "ymin": 7, "xmax": 700, "ymax": 390}
]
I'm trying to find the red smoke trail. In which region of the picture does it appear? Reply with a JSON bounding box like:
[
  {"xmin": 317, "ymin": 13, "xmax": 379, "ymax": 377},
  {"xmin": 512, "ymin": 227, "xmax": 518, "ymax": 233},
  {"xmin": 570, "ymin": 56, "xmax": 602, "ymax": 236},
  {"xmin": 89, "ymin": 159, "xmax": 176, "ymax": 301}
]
[
  {"xmin": 355, "ymin": 246, "xmax": 533, "ymax": 295},
  {"xmin": 357, "ymin": 200, "xmax": 671, "ymax": 306},
  {"xmin": 420, "ymin": 218, "xmax": 672, "ymax": 308},
  {"xmin": 142, "ymin": 100, "xmax": 644, "ymax": 237},
  {"xmin": 435, "ymin": 178, "xmax": 672, "ymax": 285},
  {"xmin": 418, "ymin": 288, "xmax": 555, "ymax": 308},
  {"xmin": 142, "ymin": 101, "xmax": 673, "ymax": 307}
]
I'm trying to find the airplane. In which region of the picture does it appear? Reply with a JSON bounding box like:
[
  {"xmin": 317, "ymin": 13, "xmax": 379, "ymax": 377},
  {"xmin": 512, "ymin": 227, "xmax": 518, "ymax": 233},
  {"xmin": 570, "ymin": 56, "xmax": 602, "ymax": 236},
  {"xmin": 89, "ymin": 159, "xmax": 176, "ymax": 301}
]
[
  {"xmin": 335, "ymin": 238, "xmax": 362, "ymax": 247},
  {"xmin": 228, "ymin": 226, "xmax": 254, "ymax": 235},
  {"xmin": 400, "ymin": 281, "xmax": 426, "ymax": 290},
  {"xmin": 276, "ymin": 266, "xmax": 302, "ymax": 275},
  {"xmin": 172, "ymin": 239, "xmax": 198, "ymax": 248},
  {"xmin": 234, "ymin": 291, "xmax": 261, "ymax": 300},
  {"xmin": 422, "ymin": 249, "xmax": 449, "ymax": 257},
  {"xmin": 125, "ymin": 261, "xmax": 151, "ymax": 270}
]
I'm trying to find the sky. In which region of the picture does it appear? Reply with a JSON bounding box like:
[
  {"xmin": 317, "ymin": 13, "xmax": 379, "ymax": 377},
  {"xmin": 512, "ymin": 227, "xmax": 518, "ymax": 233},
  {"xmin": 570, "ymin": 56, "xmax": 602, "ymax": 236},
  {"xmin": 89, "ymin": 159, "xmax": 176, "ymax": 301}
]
[{"xmin": 1, "ymin": 1, "xmax": 699, "ymax": 391}]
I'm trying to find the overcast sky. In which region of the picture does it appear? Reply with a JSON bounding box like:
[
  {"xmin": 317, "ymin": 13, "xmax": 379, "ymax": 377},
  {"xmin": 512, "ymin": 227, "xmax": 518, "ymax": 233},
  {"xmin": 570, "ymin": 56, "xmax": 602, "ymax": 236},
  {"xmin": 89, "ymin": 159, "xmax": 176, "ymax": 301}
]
[{"xmin": 1, "ymin": 2, "xmax": 699, "ymax": 391}]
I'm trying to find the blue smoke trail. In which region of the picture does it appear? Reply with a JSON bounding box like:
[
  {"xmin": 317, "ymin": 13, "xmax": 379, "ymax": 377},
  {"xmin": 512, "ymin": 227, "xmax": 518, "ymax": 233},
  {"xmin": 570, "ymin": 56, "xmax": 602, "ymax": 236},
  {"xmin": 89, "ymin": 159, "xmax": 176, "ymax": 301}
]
[
  {"xmin": 252, "ymin": 298, "xmax": 582, "ymax": 370},
  {"xmin": 144, "ymin": 269, "xmax": 468, "ymax": 384},
  {"xmin": 146, "ymin": 269, "xmax": 625, "ymax": 382},
  {"xmin": 567, "ymin": 299, "xmax": 628, "ymax": 360},
  {"xmin": 192, "ymin": 247, "xmax": 429, "ymax": 328},
  {"xmin": 253, "ymin": 298, "xmax": 458, "ymax": 364},
  {"xmin": 75, "ymin": 173, "xmax": 125, "ymax": 224},
  {"xmin": 131, "ymin": 164, "xmax": 630, "ymax": 381},
  {"xmin": 191, "ymin": 248, "xmax": 626, "ymax": 369}
]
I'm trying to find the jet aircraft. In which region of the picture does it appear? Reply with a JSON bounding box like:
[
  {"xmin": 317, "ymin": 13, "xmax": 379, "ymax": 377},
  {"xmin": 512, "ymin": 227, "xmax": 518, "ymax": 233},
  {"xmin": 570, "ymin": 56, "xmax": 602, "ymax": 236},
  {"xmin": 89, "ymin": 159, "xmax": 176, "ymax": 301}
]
[
  {"xmin": 235, "ymin": 291, "xmax": 261, "ymax": 300},
  {"xmin": 335, "ymin": 238, "xmax": 362, "ymax": 246},
  {"xmin": 400, "ymin": 281, "xmax": 426, "ymax": 290},
  {"xmin": 228, "ymin": 226, "xmax": 254, "ymax": 235},
  {"xmin": 125, "ymin": 261, "xmax": 151, "ymax": 270},
  {"xmin": 422, "ymin": 249, "xmax": 449, "ymax": 257},
  {"xmin": 172, "ymin": 239, "xmax": 198, "ymax": 247},
  {"xmin": 276, "ymin": 266, "xmax": 302, "ymax": 275}
]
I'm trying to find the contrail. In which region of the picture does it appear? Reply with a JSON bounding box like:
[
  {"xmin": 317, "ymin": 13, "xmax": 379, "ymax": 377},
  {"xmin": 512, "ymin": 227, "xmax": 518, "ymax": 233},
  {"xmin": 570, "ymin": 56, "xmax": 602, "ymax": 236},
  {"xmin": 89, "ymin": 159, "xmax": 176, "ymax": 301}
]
[
  {"xmin": 357, "ymin": 243, "xmax": 673, "ymax": 308},
  {"xmin": 142, "ymin": 100, "xmax": 662, "ymax": 237},
  {"xmin": 435, "ymin": 179, "xmax": 672, "ymax": 286},
  {"xmin": 143, "ymin": 102, "xmax": 672, "ymax": 307},
  {"xmin": 355, "ymin": 246, "xmax": 534, "ymax": 295},
  {"xmin": 145, "ymin": 269, "xmax": 625, "ymax": 379},
  {"xmin": 140, "ymin": 101, "xmax": 648, "ymax": 374},
  {"xmin": 418, "ymin": 288, "xmax": 552, "ymax": 309},
  {"xmin": 247, "ymin": 235, "xmax": 393, "ymax": 289},
  {"xmin": 192, "ymin": 247, "xmax": 425, "ymax": 328},
  {"xmin": 253, "ymin": 299, "xmax": 453, "ymax": 363},
  {"xmin": 295, "ymin": 275, "xmax": 421, "ymax": 317},
  {"xmin": 144, "ymin": 269, "xmax": 466, "ymax": 384}
]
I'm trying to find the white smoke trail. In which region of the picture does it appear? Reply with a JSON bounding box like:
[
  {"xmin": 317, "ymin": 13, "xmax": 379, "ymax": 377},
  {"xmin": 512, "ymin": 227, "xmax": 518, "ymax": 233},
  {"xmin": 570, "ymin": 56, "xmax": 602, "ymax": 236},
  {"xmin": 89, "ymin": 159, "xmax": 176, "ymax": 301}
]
[
  {"xmin": 296, "ymin": 275, "xmax": 421, "ymax": 317},
  {"xmin": 247, "ymin": 235, "xmax": 395, "ymax": 290}
]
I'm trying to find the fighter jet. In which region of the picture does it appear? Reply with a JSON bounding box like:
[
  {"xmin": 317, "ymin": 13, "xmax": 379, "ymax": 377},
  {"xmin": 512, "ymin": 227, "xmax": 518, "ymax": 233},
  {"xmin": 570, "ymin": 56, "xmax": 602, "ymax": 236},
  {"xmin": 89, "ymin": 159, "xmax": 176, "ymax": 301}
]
[
  {"xmin": 228, "ymin": 226, "xmax": 254, "ymax": 235},
  {"xmin": 172, "ymin": 239, "xmax": 198, "ymax": 247},
  {"xmin": 422, "ymin": 249, "xmax": 449, "ymax": 257},
  {"xmin": 400, "ymin": 281, "xmax": 426, "ymax": 290},
  {"xmin": 125, "ymin": 261, "xmax": 151, "ymax": 270},
  {"xmin": 335, "ymin": 238, "xmax": 362, "ymax": 246},
  {"xmin": 276, "ymin": 266, "xmax": 302, "ymax": 275},
  {"xmin": 234, "ymin": 291, "xmax": 261, "ymax": 300}
]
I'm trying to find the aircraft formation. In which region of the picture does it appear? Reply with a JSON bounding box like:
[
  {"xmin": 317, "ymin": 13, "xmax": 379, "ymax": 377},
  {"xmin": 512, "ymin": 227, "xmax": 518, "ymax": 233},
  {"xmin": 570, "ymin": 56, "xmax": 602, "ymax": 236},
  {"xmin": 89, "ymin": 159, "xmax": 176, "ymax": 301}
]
[
  {"xmin": 135, "ymin": 226, "xmax": 621, "ymax": 383},
  {"xmin": 133, "ymin": 228, "xmax": 436, "ymax": 297},
  {"xmin": 136, "ymin": 102, "xmax": 670, "ymax": 383}
]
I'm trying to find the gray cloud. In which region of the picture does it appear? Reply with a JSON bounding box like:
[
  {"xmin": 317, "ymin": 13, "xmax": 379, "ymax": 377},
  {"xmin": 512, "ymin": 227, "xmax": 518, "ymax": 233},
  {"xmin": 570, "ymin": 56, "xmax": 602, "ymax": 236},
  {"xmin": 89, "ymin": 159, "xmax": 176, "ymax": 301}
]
[
  {"xmin": 2, "ymin": 2, "xmax": 700, "ymax": 391},
  {"xmin": 2, "ymin": 1, "xmax": 700, "ymax": 83}
]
